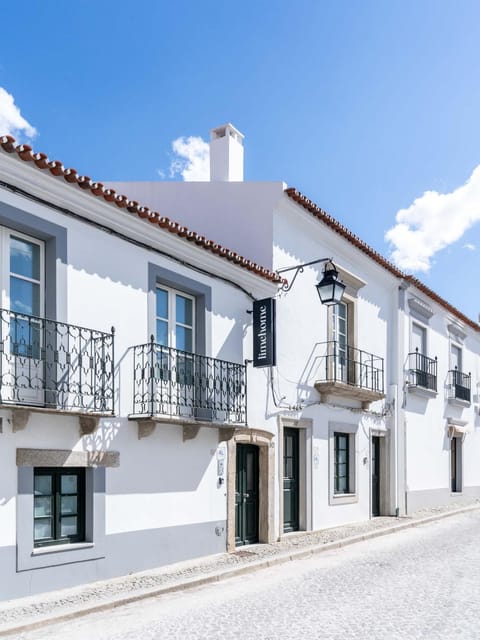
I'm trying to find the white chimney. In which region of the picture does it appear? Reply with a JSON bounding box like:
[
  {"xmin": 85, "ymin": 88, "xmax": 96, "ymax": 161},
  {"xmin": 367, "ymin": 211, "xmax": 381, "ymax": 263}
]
[{"xmin": 209, "ymin": 123, "xmax": 244, "ymax": 182}]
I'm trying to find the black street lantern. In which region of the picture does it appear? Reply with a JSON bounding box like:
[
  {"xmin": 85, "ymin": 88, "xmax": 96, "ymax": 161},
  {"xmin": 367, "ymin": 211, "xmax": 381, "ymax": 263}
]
[
  {"xmin": 315, "ymin": 261, "xmax": 346, "ymax": 305},
  {"xmin": 277, "ymin": 257, "xmax": 346, "ymax": 306}
]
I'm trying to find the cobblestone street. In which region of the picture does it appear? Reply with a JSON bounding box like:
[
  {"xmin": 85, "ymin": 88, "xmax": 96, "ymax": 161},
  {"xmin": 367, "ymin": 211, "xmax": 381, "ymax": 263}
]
[{"xmin": 13, "ymin": 509, "xmax": 480, "ymax": 640}]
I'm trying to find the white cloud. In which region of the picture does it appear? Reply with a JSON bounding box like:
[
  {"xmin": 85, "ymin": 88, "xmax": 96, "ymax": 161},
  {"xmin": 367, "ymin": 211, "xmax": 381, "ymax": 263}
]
[
  {"xmin": 0, "ymin": 86, "xmax": 37, "ymax": 139},
  {"xmin": 385, "ymin": 165, "xmax": 480, "ymax": 271},
  {"xmin": 163, "ymin": 135, "xmax": 210, "ymax": 181},
  {"xmin": 463, "ymin": 243, "xmax": 476, "ymax": 251}
]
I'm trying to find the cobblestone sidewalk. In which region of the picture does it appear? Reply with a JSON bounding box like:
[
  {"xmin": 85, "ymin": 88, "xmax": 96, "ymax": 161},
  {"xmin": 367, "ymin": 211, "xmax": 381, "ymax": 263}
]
[{"xmin": 1, "ymin": 499, "xmax": 479, "ymax": 637}]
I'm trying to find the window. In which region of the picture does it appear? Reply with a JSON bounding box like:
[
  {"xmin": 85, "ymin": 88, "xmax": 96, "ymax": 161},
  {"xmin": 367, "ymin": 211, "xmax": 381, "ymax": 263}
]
[
  {"xmin": 18, "ymin": 459, "xmax": 106, "ymax": 572},
  {"xmin": 449, "ymin": 344, "xmax": 470, "ymax": 402},
  {"xmin": 148, "ymin": 263, "xmax": 211, "ymax": 358},
  {"xmin": 334, "ymin": 433, "xmax": 350, "ymax": 493},
  {"xmin": 0, "ymin": 230, "xmax": 45, "ymax": 354},
  {"xmin": 332, "ymin": 302, "xmax": 348, "ymax": 382},
  {"xmin": 450, "ymin": 344, "xmax": 462, "ymax": 371},
  {"xmin": 409, "ymin": 322, "xmax": 437, "ymax": 391},
  {"xmin": 34, "ymin": 468, "xmax": 85, "ymax": 547},
  {"xmin": 9, "ymin": 233, "xmax": 44, "ymax": 317},
  {"xmin": 329, "ymin": 423, "xmax": 357, "ymax": 504},
  {"xmin": 9, "ymin": 232, "xmax": 44, "ymax": 359},
  {"xmin": 0, "ymin": 229, "xmax": 46, "ymax": 404},
  {"xmin": 156, "ymin": 286, "xmax": 195, "ymax": 386},
  {"xmin": 156, "ymin": 286, "xmax": 194, "ymax": 352},
  {"xmin": 411, "ymin": 322, "xmax": 426, "ymax": 355},
  {"xmin": 328, "ymin": 300, "xmax": 354, "ymax": 383}
]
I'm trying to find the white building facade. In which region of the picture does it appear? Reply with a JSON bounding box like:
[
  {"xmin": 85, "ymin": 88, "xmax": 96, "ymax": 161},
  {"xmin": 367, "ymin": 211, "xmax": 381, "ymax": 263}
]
[
  {"xmin": 2, "ymin": 124, "xmax": 480, "ymax": 603},
  {"xmin": 396, "ymin": 278, "xmax": 480, "ymax": 513},
  {"xmin": 111, "ymin": 123, "xmax": 480, "ymax": 542},
  {"xmin": 0, "ymin": 135, "xmax": 279, "ymax": 601}
]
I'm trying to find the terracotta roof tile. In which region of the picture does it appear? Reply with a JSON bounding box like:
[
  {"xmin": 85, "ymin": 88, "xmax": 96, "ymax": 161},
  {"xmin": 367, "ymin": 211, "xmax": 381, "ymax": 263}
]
[
  {"xmin": 285, "ymin": 187, "xmax": 479, "ymax": 332},
  {"xmin": 0, "ymin": 135, "xmax": 283, "ymax": 286}
]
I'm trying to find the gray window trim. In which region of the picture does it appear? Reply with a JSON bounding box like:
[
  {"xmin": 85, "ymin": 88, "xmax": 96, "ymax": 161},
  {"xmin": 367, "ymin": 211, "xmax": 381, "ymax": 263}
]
[
  {"xmin": 17, "ymin": 465, "xmax": 105, "ymax": 571},
  {"xmin": 148, "ymin": 263, "xmax": 211, "ymax": 356},
  {"xmin": 410, "ymin": 320, "xmax": 428, "ymax": 356},
  {"xmin": 329, "ymin": 422, "xmax": 358, "ymax": 505},
  {"xmin": 0, "ymin": 202, "xmax": 67, "ymax": 320}
]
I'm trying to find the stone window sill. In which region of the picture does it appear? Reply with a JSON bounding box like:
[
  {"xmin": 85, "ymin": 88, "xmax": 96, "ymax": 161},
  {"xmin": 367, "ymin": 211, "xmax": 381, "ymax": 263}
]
[
  {"xmin": 32, "ymin": 542, "xmax": 94, "ymax": 556},
  {"xmin": 330, "ymin": 492, "xmax": 358, "ymax": 506}
]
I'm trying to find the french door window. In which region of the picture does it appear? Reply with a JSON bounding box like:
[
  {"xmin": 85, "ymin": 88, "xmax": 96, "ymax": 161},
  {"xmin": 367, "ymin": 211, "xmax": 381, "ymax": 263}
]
[
  {"xmin": 331, "ymin": 302, "xmax": 348, "ymax": 382},
  {"xmin": 411, "ymin": 323, "xmax": 427, "ymax": 356},
  {"xmin": 450, "ymin": 344, "xmax": 462, "ymax": 372},
  {"xmin": 156, "ymin": 286, "xmax": 194, "ymax": 352},
  {"xmin": 156, "ymin": 286, "xmax": 195, "ymax": 385},
  {"xmin": 8, "ymin": 232, "xmax": 44, "ymax": 358}
]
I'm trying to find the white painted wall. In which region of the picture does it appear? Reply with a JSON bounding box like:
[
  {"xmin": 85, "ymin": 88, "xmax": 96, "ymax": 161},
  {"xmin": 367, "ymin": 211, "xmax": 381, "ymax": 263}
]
[
  {"xmin": 402, "ymin": 289, "xmax": 480, "ymax": 507},
  {"xmin": 106, "ymin": 176, "xmax": 480, "ymax": 525},
  {"xmin": 2, "ymin": 140, "xmax": 480, "ymax": 599},
  {"xmin": 239, "ymin": 194, "xmax": 398, "ymax": 531},
  {"xmin": 107, "ymin": 181, "xmax": 285, "ymax": 270},
  {"xmin": 0, "ymin": 156, "xmax": 277, "ymax": 599}
]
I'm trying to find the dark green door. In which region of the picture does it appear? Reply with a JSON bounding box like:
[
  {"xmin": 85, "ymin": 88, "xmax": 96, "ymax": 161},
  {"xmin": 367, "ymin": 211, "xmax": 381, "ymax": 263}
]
[
  {"xmin": 235, "ymin": 444, "xmax": 259, "ymax": 546},
  {"xmin": 283, "ymin": 428, "xmax": 299, "ymax": 532},
  {"xmin": 371, "ymin": 436, "xmax": 380, "ymax": 516}
]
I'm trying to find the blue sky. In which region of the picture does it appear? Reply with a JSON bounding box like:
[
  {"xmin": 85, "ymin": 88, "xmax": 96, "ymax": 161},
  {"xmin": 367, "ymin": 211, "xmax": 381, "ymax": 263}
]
[{"xmin": 1, "ymin": 1, "xmax": 480, "ymax": 319}]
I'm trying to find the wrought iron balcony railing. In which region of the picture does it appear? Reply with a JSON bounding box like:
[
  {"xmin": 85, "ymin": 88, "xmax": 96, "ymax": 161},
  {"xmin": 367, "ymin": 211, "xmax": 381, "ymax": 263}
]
[
  {"xmin": 448, "ymin": 368, "xmax": 471, "ymax": 402},
  {"xmin": 316, "ymin": 340, "xmax": 384, "ymax": 394},
  {"xmin": 408, "ymin": 350, "xmax": 437, "ymax": 392},
  {"xmin": 132, "ymin": 338, "xmax": 246, "ymax": 424},
  {"xmin": 0, "ymin": 309, "xmax": 114, "ymax": 413}
]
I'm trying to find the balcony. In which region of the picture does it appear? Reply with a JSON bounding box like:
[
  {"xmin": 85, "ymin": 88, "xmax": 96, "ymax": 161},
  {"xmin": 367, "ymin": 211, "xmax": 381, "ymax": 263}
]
[
  {"xmin": 130, "ymin": 339, "xmax": 246, "ymax": 430},
  {"xmin": 447, "ymin": 368, "xmax": 471, "ymax": 405},
  {"xmin": 314, "ymin": 341, "xmax": 385, "ymax": 408},
  {"xmin": 0, "ymin": 309, "xmax": 114, "ymax": 426},
  {"xmin": 407, "ymin": 350, "xmax": 437, "ymax": 395}
]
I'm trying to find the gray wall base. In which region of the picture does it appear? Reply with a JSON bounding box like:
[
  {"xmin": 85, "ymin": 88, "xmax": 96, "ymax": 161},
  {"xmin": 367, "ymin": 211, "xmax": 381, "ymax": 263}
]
[
  {"xmin": 0, "ymin": 520, "xmax": 227, "ymax": 601},
  {"xmin": 406, "ymin": 486, "xmax": 480, "ymax": 512}
]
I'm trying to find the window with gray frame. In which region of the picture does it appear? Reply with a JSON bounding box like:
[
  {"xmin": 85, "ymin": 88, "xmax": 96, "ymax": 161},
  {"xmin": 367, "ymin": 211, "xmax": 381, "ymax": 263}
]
[
  {"xmin": 34, "ymin": 468, "xmax": 85, "ymax": 547},
  {"xmin": 334, "ymin": 432, "xmax": 350, "ymax": 494}
]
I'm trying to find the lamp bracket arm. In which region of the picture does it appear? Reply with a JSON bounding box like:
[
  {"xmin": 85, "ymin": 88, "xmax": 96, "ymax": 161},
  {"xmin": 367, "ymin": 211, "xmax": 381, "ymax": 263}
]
[
  {"xmin": 280, "ymin": 266, "xmax": 303, "ymax": 292},
  {"xmin": 276, "ymin": 257, "xmax": 334, "ymax": 293}
]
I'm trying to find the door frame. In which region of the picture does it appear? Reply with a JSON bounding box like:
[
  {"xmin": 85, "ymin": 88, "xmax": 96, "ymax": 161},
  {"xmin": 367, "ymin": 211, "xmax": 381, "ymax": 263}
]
[
  {"xmin": 278, "ymin": 417, "xmax": 312, "ymax": 535},
  {"xmin": 235, "ymin": 443, "xmax": 259, "ymax": 546},
  {"xmin": 225, "ymin": 427, "xmax": 275, "ymax": 552},
  {"xmin": 371, "ymin": 435, "xmax": 381, "ymax": 517},
  {"xmin": 370, "ymin": 429, "xmax": 388, "ymax": 517},
  {"xmin": 283, "ymin": 427, "xmax": 300, "ymax": 533},
  {"xmin": 450, "ymin": 434, "xmax": 463, "ymax": 493}
]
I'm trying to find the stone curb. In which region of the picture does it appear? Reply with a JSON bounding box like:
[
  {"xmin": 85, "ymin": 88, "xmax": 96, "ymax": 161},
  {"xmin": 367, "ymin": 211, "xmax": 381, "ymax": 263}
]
[{"xmin": 1, "ymin": 504, "xmax": 478, "ymax": 638}]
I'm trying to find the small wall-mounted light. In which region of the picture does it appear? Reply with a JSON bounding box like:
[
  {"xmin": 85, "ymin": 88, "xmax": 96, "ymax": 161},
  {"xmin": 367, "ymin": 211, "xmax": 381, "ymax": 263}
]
[{"xmin": 277, "ymin": 257, "xmax": 345, "ymax": 305}]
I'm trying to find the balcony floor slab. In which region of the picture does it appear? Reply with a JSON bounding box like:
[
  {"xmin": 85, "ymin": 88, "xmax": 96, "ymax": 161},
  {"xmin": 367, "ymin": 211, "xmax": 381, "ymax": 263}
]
[
  {"xmin": 314, "ymin": 381, "xmax": 385, "ymax": 409},
  {"xmin": 1, "ymin": 404, "xmax": 114, "ymax": 433},
  {"xmin": 129, "ymin": 414, "xmax": 245, "ymax": 439},
  {"xmin": 407, "ymin": 384, "xmax": 437, "ymax": 399}
]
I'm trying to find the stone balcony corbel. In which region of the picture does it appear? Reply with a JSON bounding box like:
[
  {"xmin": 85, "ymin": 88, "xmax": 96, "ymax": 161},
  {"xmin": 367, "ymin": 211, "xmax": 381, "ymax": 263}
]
[
  {"xmin": 79, "ymin": 415, "xmax": 101, "ymax": 436},
  {"xmin": 137, "ymin": 420, "xmax": 157, "ymax": 440},
  {"xmin": 6, "ymin": 406, "xmax": 110, "ymax": 435},
  {"xmin": 11, "ymin": 408, "xmax": 31, "ymax": 432}
]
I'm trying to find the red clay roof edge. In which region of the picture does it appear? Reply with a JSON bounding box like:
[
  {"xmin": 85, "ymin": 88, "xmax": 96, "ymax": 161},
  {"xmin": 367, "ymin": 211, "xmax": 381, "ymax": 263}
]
[
  {"xmin": 0, "ymin": 136, "xmax": 283, "ymax": 287},
  {"xmin": 285, "ymin": 187, "xmax": 479, "ymax": 332}
]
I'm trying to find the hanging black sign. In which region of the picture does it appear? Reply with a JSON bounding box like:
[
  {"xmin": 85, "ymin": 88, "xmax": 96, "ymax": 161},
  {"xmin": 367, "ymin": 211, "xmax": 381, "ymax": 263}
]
[{"xmin": 253, "ymin": 298, "xmax": 276, "ymax": 367}]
